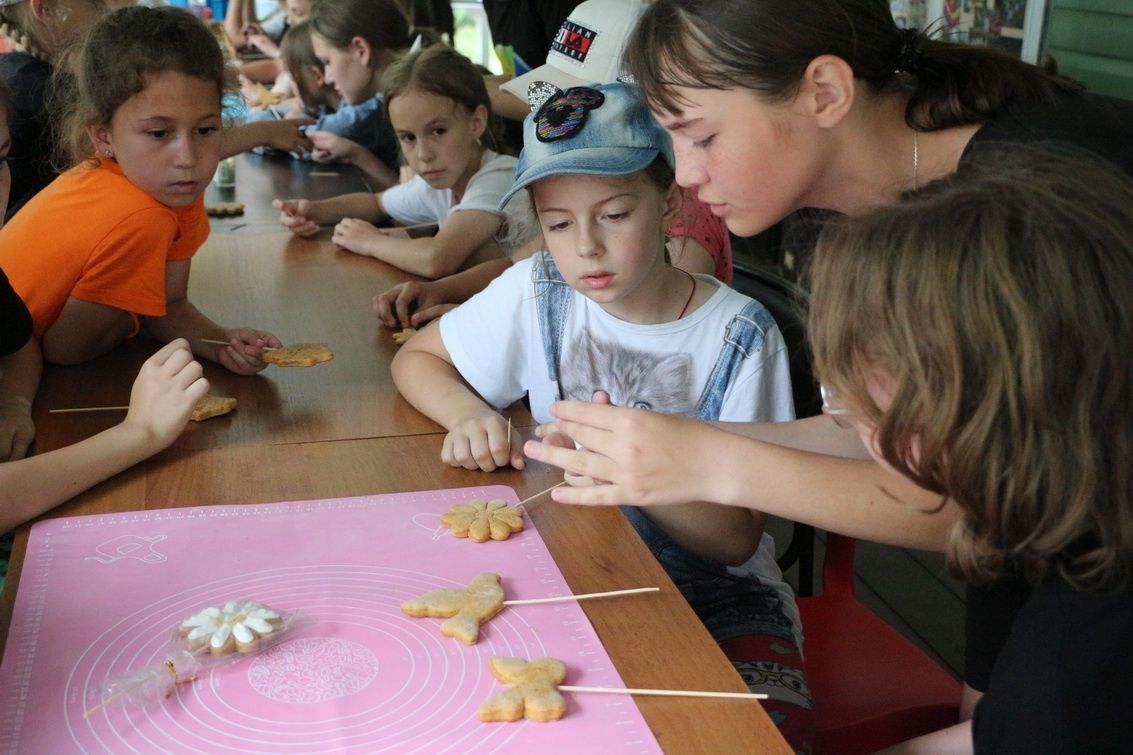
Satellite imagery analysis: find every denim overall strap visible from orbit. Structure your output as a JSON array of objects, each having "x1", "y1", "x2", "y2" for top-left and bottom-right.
[
  {"x1": 532, "y1": 251, "x2": 574, "y2": 400},
  {"x1": 694, "y1": 300, "x2": 775, "y2": 421}
]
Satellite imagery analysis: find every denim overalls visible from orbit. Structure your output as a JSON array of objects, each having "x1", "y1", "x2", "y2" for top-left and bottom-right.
[{"x1": 531, "y1": 253, "x2": 797, "y2": 643}]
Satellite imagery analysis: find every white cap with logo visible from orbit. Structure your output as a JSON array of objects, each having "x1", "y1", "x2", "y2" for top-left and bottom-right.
[{"x1": 499, "y1": 0, "x2": 649, "y2": 100}]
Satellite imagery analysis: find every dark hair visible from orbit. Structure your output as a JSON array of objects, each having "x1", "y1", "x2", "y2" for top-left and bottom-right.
[
  {"x1": 807, "y1": 143, "x2": 1133, "y2": 591},
  {"x1": 380, "y1": 44, "x2": 502, "y2": 153},
  {"x1": 626, "y1": 0, "x2": 1082, "y2": 131},
  {"x1": 56, "y1": 5, "x2": 235, "y2": 167},
  {"x1": 397, "y1": 0, "x2": 454, "y2": 40},
  {"x1": 310, "y1": 0, "x2": 441, "y2": 70},
  {"x1": 280, "y1": 19, "x2": 337, "y2": 112}
]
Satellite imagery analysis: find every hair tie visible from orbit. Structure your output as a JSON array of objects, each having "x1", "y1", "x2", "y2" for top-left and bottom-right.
[{"x1": 894, "y1": 28, "x2": 923, "y2": 74}]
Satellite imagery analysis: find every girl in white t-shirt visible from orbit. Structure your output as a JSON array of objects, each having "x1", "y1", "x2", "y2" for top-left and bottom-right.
[
  {"x1": 274, "y1": 44, "x2": 518, "y2": 279},
  {"x1": 392, "y1": 82, "x2": 813, "y2": 745}
]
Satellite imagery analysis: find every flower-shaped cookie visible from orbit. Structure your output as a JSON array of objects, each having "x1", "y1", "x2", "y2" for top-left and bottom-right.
[
  {"x1": 400, "y1": 572, "x2": 505, "y2": 644},
  {"x1": 479, "y1": 657, "x2": 568, "y2": 722},
  {"x1": 441, "y1": 499, "x2": 524, "y2": 543},
  {"x1": 180, "y1": 600, "x2": 282, "y2": 655}
]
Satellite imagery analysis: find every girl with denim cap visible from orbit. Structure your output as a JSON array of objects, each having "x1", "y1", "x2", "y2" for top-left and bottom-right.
[{"x1": 392, "y1": 82, "x2": 814, "y2": 749}]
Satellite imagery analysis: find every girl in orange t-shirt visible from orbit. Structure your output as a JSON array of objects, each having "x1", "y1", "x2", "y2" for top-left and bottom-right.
[{"x1": 0, "y1": 6, "x2": 281, "y2": 372}]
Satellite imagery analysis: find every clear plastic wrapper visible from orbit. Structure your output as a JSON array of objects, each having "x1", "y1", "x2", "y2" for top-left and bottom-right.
[{"x1": 85, "y1": 599, "x2": 304, "y2": 718}]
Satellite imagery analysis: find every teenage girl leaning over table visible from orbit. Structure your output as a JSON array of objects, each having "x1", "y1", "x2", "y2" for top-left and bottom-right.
[
  {"x1": 519, "y1": 0, "x2": 1133, "y2": 746},
  {"x1": 275, "y1": 44, "x2": 521, "y2": 280},
  {"x1": 0, "y1": 0, "x2": 312, "y2": 224},
  {"x1": 0, "y1": 8, "x2": 280, "y2": 422}
]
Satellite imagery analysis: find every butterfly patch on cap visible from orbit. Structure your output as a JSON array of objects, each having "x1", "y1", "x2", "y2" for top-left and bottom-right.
[{"x1": 534, "y1": 87, "x2": 605, "y2": 143}]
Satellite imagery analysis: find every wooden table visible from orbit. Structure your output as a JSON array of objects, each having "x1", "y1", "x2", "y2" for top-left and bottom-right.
[
  {"x1": 0, "y1": 162, "x2": 791, "y2": 753},
  {"x1": 206, "y1": 151, "x2": 371, "y2": 233}
]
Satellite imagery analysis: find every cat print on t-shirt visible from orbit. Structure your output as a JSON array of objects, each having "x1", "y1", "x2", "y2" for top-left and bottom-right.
[{"x1": 559, "y1": 330, "x2": 694, "y2": 414}]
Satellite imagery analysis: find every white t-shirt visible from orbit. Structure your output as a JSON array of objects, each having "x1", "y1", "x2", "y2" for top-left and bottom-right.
[
  {"x1": 380, "y1": 149, "x2": 518, "y2": 227},
  {"x1": 440, "y1": 256, "x2": 794, "y2": 424},
  {"x1": 440, "y1": 256, "x2": 802, "y2": 645}
]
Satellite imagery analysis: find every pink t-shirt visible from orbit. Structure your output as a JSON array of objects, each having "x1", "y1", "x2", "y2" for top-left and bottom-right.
[{"x1": 669, "y1": 188, "x2": 732, "y2": 284}]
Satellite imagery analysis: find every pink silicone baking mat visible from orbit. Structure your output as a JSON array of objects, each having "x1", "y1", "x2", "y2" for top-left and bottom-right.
[{"x1": 0, "y1": 486, "x2": 662, "y2": 754}]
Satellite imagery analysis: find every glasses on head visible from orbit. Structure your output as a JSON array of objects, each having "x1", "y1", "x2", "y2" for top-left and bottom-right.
[{"x1": 819, "y1": 383, "x2": 854, "y2": 429}]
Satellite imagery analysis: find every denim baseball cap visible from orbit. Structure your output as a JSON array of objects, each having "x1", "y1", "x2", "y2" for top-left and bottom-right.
[{"x1": 498, "y1": 81, "x2": 674, "y2": 209}]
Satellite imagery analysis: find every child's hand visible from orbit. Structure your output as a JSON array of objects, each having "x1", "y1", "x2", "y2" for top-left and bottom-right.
[
  {"x1": 273, "y1": 198, "x2": 321, "y2": 237},
  {"x1": 307, "y1": 131, "x2": 358, "y2": 164},
  {"x1": 212, "y1": 328, "x2": 283, "y2": 375},
  {"x1": 122, "y1": 339, "x2": 209, "y2": 451},
  {"x1": 373, "y1": 281, "x2": 456, "y2": 329},
  {"x1": 261, "y1": 118, "x2": 314, "y2": 154},
  {"x1": 0, "y1": 393, "x2": 34, "y2": 461},
  {"x1": 443, "y1": 409, "x2": 524, "y2": 472},
  {"x1": 331, "y1": 218, "x2": 382, "y2": 257}
]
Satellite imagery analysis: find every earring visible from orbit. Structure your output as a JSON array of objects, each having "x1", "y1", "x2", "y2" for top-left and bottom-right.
[{"x1": 104, "y1": 148, "x2": 113, "y2": 158}]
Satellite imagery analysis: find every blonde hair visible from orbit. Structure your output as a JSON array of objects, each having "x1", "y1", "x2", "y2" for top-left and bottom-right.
[{"x1": 807, "y1": 143, "x2": 1133, "y2": 591}]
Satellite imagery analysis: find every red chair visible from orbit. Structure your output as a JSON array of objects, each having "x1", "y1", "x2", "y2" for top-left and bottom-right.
[{"x1": 795, "y1": 533, "x2": 962, "y2": 754}]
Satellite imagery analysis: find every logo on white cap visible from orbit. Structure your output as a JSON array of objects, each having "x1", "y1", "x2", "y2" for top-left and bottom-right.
[{"x1": 551, "y1": 20, "x2": 597, "y2": 65}]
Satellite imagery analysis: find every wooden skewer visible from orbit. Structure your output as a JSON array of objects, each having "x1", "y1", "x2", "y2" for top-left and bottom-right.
[
  {"x1": 559, "y1": 685, "x2": 767, "y2": 701},
  {"x1": 515, "y1": 481, "x2": 566, "y2": 510},
  {"x1": 503, "y1": 587, "x2": 659, "y2": 606},
  {"x1": 506, "y1": 416, "x2": 512, "y2": 458},
  {"x1": 200, "y1": 338, "x2": 277, "y2": 351},
  {"x1": 50, "y1": 406, "x2": 129, "y2": 414}
]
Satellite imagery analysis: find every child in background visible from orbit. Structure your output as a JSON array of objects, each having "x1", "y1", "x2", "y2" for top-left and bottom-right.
[
  {"x1": 808, "y1": 145, "x2": 1133, "y2": 751},
  {"x1": 275, "y1": 45, "x2": 519, "y2": 280},
  {"x1": 292, "y1": 0, "x2": 425, "y2": 189},
  {"x1": 224, "y1": 0, "x2": 311, "y2": 85},
  {"x1": 392, "y1": 83, "x2": 812, "y2": 748},
  {"x1": 242, "y1": 20, "x2": 338, "y2": 122},
  {"x1": 238, "y1": 0, "x2": 313, "y2": 100},
  {"x1": 276, "y1": 20, "x2": 338, "y2": 118},
  {"x1": 0, "y1": 6, "x2": 281, "y2": 372}
]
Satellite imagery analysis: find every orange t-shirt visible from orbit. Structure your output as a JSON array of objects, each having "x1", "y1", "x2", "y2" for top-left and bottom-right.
[{"x1": 0, "y1": 159, "x2": 210, "y2": 337}]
